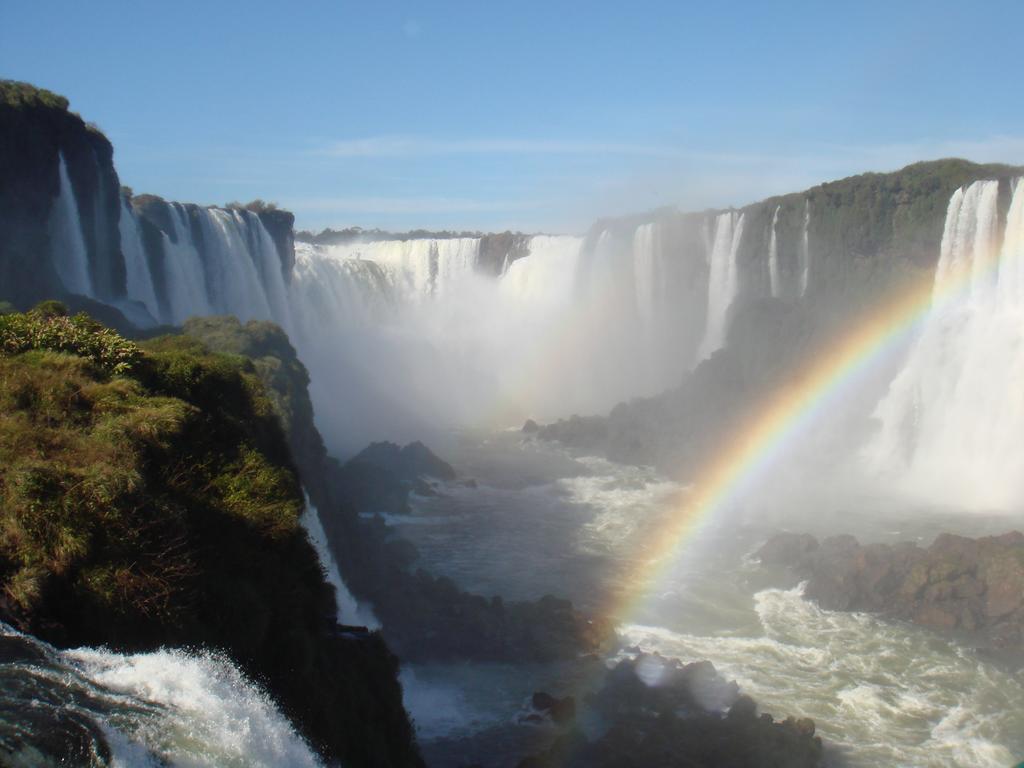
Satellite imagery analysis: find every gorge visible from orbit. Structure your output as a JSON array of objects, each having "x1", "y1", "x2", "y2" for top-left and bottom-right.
[{"x1": 3, "y1": 79, "x2": 1024, "y2": 767}]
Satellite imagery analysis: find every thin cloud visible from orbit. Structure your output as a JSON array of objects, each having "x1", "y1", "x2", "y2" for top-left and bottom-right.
[
  {"x1": 318, "y1": 136, "x2": 688, "y2": 159},
  {"x1": 286, "y1": 196, "x2": 544, "y2": 214}
]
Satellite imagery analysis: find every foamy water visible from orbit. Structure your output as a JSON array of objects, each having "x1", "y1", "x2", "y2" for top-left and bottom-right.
[
  {"x1": 0, "y1": 624, "x2": 322, "y2": 767},
  {"x1": 621, "y1": 586, "x2": 1024, "y2": 767}
]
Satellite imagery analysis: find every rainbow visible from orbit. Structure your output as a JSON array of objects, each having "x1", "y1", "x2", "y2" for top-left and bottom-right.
[{"x1": 605, "y1": 195, "x2": 1011, "y2": 625}]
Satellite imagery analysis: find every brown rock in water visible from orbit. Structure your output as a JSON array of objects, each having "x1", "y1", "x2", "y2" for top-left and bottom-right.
[{"x1": 757, "y1": 530, "x2": 1024, "y2": 652}]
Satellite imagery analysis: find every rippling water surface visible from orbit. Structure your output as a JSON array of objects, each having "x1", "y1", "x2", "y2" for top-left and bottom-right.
[{"x1": 398, "y1": 430, "x2": 1024, "y2": 768}]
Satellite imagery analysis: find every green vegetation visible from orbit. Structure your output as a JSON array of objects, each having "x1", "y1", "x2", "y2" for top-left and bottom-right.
[
  {"x1": 180, "y1": 316, "x2": 327, "y2": 491},
  {"x1": 763, "y1": 158, "x2": 1024, "y2": 267},
  {"x1": 0, "y1": 303, "x2": 142, "y2": 374},
  {"x1": 0, "y1": 304, "x2": 421, "y2": 766},
  {"x1": 0, "y1": 80, "x2": 69, "y2": 111}
]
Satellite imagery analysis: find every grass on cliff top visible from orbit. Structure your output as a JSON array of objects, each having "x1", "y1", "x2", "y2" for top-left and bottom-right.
[
  {"x1": 0, "y1": 303, "x2": 307, "y2": 632},
  {"x1": 0, "y1": 80, "x2": 69, "y2": 112}
]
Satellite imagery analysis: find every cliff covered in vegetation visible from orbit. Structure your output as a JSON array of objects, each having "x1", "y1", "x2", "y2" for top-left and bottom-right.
[{"x1": 0, "y1": 304, "x2": 421, "y2": 766}]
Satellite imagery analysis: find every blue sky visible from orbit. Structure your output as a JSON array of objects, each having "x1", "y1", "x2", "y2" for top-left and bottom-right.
[{"x1": 3, "y1": 0, "x2": 1023, "y2": 232}]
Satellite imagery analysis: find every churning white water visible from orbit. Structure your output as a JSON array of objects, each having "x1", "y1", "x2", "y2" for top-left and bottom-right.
[
  {"x1": 622, "y1": 585, "x2": 1023, "y2": 768},
  {"x1": 0, "y1": 623, "x2": 322, "y2": 767},
  {"x1": 869, "y1": 178, "x2": 1024, "y2": 509}
]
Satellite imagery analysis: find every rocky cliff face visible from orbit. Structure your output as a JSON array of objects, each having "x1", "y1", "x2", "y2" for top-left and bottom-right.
[
  {"x1": 0, "y1": 81, "x2": 125, "y2": 305},
  {"x1": 539, "y1": 160, "x2": 1024, "y2": 479}
]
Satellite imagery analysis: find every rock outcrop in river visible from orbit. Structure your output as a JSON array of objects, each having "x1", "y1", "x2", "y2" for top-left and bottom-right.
[{"x1": 758, "y1": 531, "x2": 1024, "y2": 655}]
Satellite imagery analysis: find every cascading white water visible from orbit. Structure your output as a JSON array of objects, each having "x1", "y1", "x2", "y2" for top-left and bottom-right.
[
  {"x1": 105, "y1": 194, "x2": 802, "y2": 453},
  {"x1": 161, "y1": 205, "x2": 213, "y2": 324},
  {"x1": 248, "y1": 212, "x2": 293, "y2": 327},
  {"x1": 119, "y1": 198, "x2": 160, "y2": 318},
  {"x1": 48, "y1": 153, "x2": 93, "y2": 296},
  {"x1": 768, "y1": 206, "x2": 781, "y2": 298},
  {"x1": 499, "y1": 235, "x2": 582, "y2": 308},
  {"x1": 299, "y1": 493, "x2": 380, "y2": 629},
  {"x1": 198, "y1": 208, "x2": 274, "y2": 323},
  {"x1": 799, "y1": 200, "x2": 811, "y2": 296},
  {"x1": 698, "y1": 211, "x2": 745, "y2": 359},
  {"x1": 632, "y1": 223, "x2": 657, "y2": 331},
  {"x1": 868, "y1": 178, "x2": 1024, "y2": 509},
  {"x1": 317, "y1": 238, "x2": 481, "y2": 301}
]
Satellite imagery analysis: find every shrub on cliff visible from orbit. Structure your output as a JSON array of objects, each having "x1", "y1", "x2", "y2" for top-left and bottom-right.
[{"x1": 0, "y1": 302, "x2": 141, "y2": 374}]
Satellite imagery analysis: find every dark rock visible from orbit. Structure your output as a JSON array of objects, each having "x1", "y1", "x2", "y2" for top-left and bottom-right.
[
  {"x1": 531, "y1": 692, "x2": 576, "y2": 724},
  {"x1": 518, "y1": 655, "x2": 823, "y2": 768},
  {"x1": 477, "y1": 231, "x2": 532, "y2": 276},
  {"x1": 537, "y1": 414, "x2": 608, "y2": 452}
]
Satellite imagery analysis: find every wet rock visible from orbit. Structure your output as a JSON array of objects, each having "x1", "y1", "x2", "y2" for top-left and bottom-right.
[
  {"x1": 536, "y1": 415, "x2": 608, "y2": 452},
  {"x1": 517, "y1": 655, "x2": 823, "y2": 767},
  {"x1": 758, "y1": 530, "x2": 1024, "y2": 652},
  {"x1": 531, "y1": 692, "x2": 576, "y2": 724}
]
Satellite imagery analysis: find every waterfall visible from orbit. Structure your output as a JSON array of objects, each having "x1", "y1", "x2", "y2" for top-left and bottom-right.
[
  {"x1": 499, "y1": 235, "x2": 582, "y2": 308},
  {"x1": 799, "y1": 200, "x2": 811, "y2": 296},
  {"x1": 248, "y1": 212, "x2": 293, "y2": 327},
  {"x1": 299, "y1": 493, "x2": 380, "y2": 629},
  {"x1": 48, "y1": 153, "x2": 92, "y2": 296},
  {"x1": 698, "y1": 211, "x2": 745, "y2": 359},
  {"x1": 161, "y1": 204, "x2": 213, "y2": 324},
  {"x1": 867, "y1": 178, "x2": 1024, "y2": 509},
  {"x1": 633, "y1": 223, "x2": 657, "y2": 331},
  {"x1": 197, "y1": 208, "x2": 274, "y2": 322},
  {"x1": 119, "y1": 198, "x2": 159, "y2": 318},
  {"x1": 317, "y1": 238, "x2": 481, "y2": 301},
  {"x1": 768, "y1": 206, "x2": 781, "y2": 298}
]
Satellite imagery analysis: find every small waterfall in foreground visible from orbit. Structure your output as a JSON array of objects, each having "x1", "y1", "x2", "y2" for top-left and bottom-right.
[
  {"x1": 299, "y1": 493, "x2": 380, "y2": 629},
  {"x1": 868, "y1": 178, "x2": 1024, "y2": 509},
  {"x1": 0, "y1": 623, "x2": 322, "y2": 767},
  {"x1": 698, "y1": 211, "x2": 745, "y2": 360},
  {"x1": 48, "y1": 153, "x2": 93, "y2": 296}
]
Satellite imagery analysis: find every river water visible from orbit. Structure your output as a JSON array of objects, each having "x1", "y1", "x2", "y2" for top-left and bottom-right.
[{"x1": 395, "y1": 430, "x2": 1024, "y2": 768}]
